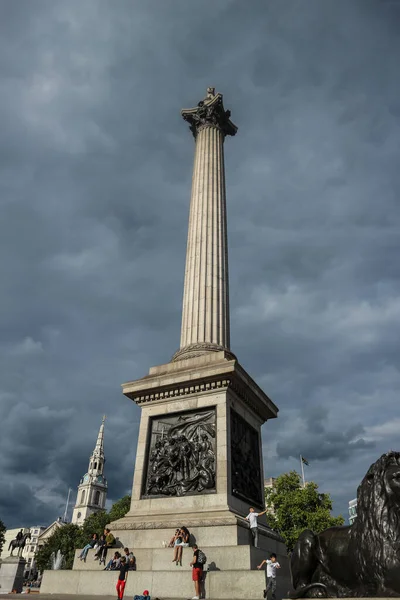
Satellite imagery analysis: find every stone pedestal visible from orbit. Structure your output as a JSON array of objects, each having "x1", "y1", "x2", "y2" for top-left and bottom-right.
[
  {"x1": 0, "y1": 556, "x2": 26, "y2": 594},
  {"x1": 115, "y1": 351, "x2": 278, "y2": 529},
  {"x1": 93, "y1": 351, "x2": 288, "y2": 599}
]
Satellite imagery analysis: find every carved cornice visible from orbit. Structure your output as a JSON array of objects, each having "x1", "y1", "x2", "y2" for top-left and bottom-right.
[
  {"x1": 181, "y1": 88, "x2": 238, "y2": 138},
  {"x1": 110, "y1": 517, "x2": 237, "y2": 530},
  {"x1": 128, "y1": 372, "x2": 268, "y2": 421},
  {"x1": 172, "y1": 343, "x2": 236, "y2": 362},
  {"x1": 132, "y1": 376, "x2": 229, "y2": 405}
]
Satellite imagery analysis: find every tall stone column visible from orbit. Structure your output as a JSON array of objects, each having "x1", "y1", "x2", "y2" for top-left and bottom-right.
[
  {"x1": 40, "y1": 89, "x2": 288, "y2": 600},
  {"x1": 173, "y1": 88, "x2": 237, "y2": 361}
]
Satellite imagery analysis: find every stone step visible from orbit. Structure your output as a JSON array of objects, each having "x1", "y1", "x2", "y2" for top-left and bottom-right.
[
  {"x1": 80, "y1": 522, "x2": 282, "y2": 551},
  {"x1": 73, "y1": 545, "x2": 274, "y2": 572},
  {"x1": 41, "y1": 568, "x2": 292, "y2": 599}
]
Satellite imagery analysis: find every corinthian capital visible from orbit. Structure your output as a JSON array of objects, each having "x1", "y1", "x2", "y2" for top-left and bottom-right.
[{"x1": 181, "y1": 89, "x2": 238, "y2": 138}]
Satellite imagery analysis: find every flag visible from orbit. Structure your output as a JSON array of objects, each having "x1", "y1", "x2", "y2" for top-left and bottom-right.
[{"x1": 301, "y1": 456, "x2": 309, "y2": 466}]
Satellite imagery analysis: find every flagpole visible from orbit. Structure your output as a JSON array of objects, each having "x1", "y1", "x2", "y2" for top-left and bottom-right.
[
  {"x1": 300, "y1": 455, "x2": 306, "y2": 488},
  {"x1": 63, "y1": 487, "x2": 72, "y2": 523}
]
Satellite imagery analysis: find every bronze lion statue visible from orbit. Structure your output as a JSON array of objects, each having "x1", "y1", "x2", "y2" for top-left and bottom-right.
[{"x1": 290, "y1": 451, "x2": 400, "y2": 597}]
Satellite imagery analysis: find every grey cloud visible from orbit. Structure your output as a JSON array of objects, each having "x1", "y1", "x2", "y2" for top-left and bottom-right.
[{"x1": 276, "y1": 414, "x2": 375, "y2": 463}]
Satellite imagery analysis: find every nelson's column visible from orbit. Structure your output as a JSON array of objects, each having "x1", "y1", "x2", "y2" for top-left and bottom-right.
[
  {"x1": 41, "y1": 89, "x2": 289, "y2": 599},
  {"x1": 112, "y1": 89, "x2": 289, "y2": 597}
]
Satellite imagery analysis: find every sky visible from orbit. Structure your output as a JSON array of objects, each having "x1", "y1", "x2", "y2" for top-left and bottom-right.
[{"x1": 1, "y1": 0, "x2": 399, "y2": 529}]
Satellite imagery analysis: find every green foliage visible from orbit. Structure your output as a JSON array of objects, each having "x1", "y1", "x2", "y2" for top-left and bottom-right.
[
  {"x1": 77, "y1": 510, "x2": 109, "y2": 546},
  {"x1": 108, "y1": 495, "x2": 131, "y2": 522},
  {"x1": 0, "y1": 519, "x2": 6, "y2": 556},
  {"x1": 35, "y1": 496, "x2": 131, "y2": 572},
  {"x1": 265, "y1": 471, "x2": 345, "y2": 552},
  {"x1": 35, "y1": 523, "x2": 81, "y2": 572}
]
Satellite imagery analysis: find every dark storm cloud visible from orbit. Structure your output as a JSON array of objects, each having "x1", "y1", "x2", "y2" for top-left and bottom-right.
[
  {"x1": 276, "y1": 405, "x2": 375, "y2": 463},
  {"x1": 0, "y1": 0, "x2": 399, "y2": 528}
]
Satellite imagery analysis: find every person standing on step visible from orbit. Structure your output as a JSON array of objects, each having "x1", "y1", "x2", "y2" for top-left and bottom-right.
[
  {"x1": 116, "y1": 556, "x2": 129, "y2": 600},
  {"x1": 246, "y1": 506, "x2": 267, "y2": 548},
  {"x1": 190, "y1": 544, "x2": 205, "y2": 600},
  {"x1": 257, "y1": 552, "x2": 281, "y2": 600}
]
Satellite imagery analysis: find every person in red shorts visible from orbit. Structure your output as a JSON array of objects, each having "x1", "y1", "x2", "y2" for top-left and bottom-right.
[
  {"x1": 116, "y1": 556, "x2": 129, "y2": 600},
  {"x1": 189, "y1": 544, "x2": 204, "y2": 600}
]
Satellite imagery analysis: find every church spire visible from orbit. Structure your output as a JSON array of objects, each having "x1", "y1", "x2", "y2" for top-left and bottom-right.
[
  {"x1": 71, "y1": 416, "x2": 108, "y2": 526},
  {"x1": 93, "y1": 415, "x2": 106, "y2": 458},
  {"x1": 88, "y1": 415, "x2": 105, "y2": 476}
]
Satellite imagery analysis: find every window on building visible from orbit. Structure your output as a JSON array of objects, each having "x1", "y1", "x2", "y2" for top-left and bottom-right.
[
  {"x1": 81, "y1": 490, "x2": 85, "y2": 504},
  {"x1": 31, "y1": 546, "x2": 35, "y2": 552},
  {"x1": 94, "y1": 462, "x2": 97, "y2": 470},
  {"x1": 34, "y1": 529, "x2": 39, "y2": 534},
  {"x1": 27, "y1": 558, "x2": 32, "y2": 565},
  {"x1": 32, "y1": 538, "x2": 37, "y2": 543},
  {"x1": 94, "y1": 490, "x2": 100, "y2": 505}
]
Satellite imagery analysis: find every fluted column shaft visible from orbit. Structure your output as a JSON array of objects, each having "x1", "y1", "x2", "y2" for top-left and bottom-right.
[
  {"x1": 179, "y1": 124, "x2": 230, "y2": 353},
  {"x1": 173, "y1": 89, "x2": 237, "y2": 361}
]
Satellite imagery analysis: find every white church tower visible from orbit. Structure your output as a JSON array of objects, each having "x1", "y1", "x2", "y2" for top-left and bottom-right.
[{"x1": 71, "y1": 416, "x2": 108, "y2": 526}]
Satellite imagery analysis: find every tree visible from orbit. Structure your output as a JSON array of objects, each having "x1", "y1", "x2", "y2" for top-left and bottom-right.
[
  {"x1": 35, "y1": 523, "x2": 81, "y2": 572},
  {"x1": 108, "y1": 495, "x2": 131, "y2": 522},
  {"x1": 77, "y1": 510, "x2": 109, "y2": 547},
  {"x1": 0, "y1": 519, "x2": 6, "y2": 556},
  {"x1": 35, "y1": 495, "x2": 132, "y2": 572},
  {"x1": 265, "y1": 471, "x2": 344, "y2": 552}
]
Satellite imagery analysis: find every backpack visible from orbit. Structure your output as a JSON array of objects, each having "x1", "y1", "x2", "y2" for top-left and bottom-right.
[{"x1": 197, "y1": 549, "x2": 207, "y2": 565}]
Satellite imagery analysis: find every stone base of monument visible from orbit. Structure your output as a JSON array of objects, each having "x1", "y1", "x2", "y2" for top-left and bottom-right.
[
  {"x1": 41, "y1": 348, "x2": 292, "y2": 598},
  {"x1": 110, "y1": 515, "x2": 283, "y2": 550},
  {"x1": 0, "y1": 556, "x2": 26, "y2": 594},
  {"x1": 42, "y1": 563, "x2": 290, "y2": 599},
  {"x1": 41, "y1": 529, "x2": 291, "y2": 598}
]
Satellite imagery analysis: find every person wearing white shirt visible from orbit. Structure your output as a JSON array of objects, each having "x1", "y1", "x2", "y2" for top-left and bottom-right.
[
  {"x1": 245, "y1": 506, "x2": 267, "y2": 548},
  {"x1": 257, "y1": 553, "x2": 281, "y2": 600}
]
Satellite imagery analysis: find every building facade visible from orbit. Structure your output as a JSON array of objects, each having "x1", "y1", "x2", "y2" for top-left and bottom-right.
[
  {"x1": 22, "y1": 525, "x2": 46, "y2": 579},
  {"x1": 71, "y1": 417, "x2": 108, "y2": 526},
  {"x1": 264, "y1": 477, "x2": 277, "y2": 517},
  {"x1": 348, "y1": 498, "x2": 357, "y2": 525},
  {"x1": 264, "y1": 477, "x2": 276, "y2": 489},
  {"x1": 0, "y1": 523, "x2": 66, "y2": 579}
]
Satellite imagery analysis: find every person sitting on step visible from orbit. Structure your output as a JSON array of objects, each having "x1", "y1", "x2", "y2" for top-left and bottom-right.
[
  {"x1": 79, "y1": 533, "x2": 98, "y2": 561},
  {"x1": 95, "y1": 527, "x2": 115, "y2": 565},
  {"x1": 94, "y1": 534, "x2": 106, "y2": 561},
  {"x1": 168, "y1": 528, "x2": 181, "y2": 548},
  {"x1": 104, "y1": 551, "x2": 121, "y2": 571},
  {"x1": 172, "y1": 526, "x2": 190, "y2": 565}
]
